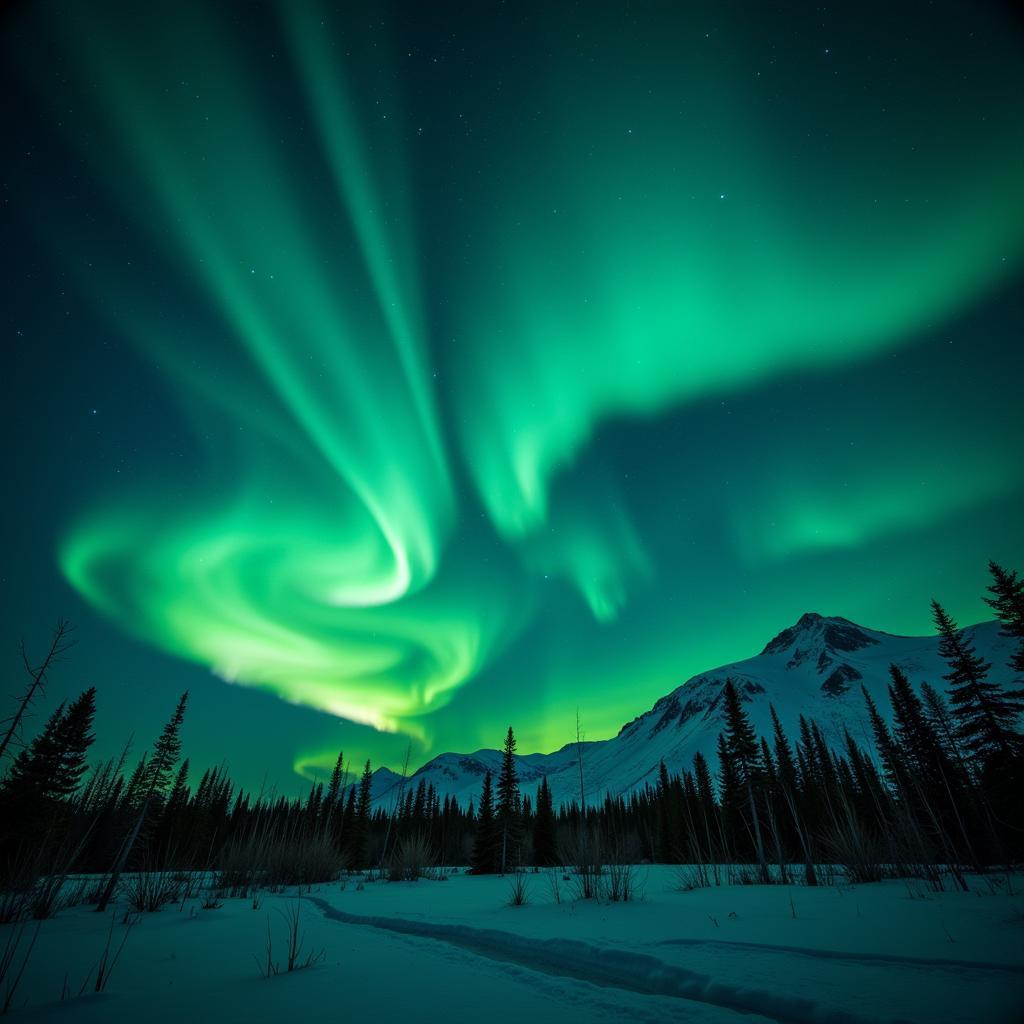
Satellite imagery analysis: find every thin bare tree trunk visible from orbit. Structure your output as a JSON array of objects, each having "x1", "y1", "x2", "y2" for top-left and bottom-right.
[{"x1": 0, "y1": 619, "x2": 73, "y2": 764}]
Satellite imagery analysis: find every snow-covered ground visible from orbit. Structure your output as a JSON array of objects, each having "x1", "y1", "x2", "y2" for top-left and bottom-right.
[{"x1": 6, "y1": 868, "x2": 1023, "y2": 1023}]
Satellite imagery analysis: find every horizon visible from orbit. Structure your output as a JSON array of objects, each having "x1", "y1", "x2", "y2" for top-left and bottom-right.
[{"x1": 3, "y1": 0, "x2": 1023, "y2": 798}]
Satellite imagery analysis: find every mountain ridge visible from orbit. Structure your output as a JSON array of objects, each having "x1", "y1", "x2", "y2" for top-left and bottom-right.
[{"x1": 362, "y1": 614, "x2": 1017, "y2": 810}]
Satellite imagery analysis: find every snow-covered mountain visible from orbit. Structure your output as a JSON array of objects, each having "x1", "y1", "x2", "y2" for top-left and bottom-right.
[{"x1": 368, "y1": 614, "x2": 1017, "y2": 810}]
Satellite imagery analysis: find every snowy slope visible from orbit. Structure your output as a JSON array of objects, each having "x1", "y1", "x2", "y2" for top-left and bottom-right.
[{"x1": 371, "y1": 615, "x2": 1018, "y2": 810}]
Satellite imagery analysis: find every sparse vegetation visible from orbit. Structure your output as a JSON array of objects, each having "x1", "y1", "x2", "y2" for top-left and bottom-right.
[
  {"x1": 507, "y1": 867, "x2": 530, "y2": 905},
  {"x1": 256, "y1": 902, "x2": 325, "y2": 977}
]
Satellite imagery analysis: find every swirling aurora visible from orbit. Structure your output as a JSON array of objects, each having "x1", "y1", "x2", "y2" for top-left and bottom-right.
[{"x1": 3, "y1": 0, "x2": 1023, "y2": 788}]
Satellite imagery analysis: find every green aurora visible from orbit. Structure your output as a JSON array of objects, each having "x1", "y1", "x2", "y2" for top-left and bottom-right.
[{"x1": 3, "y1": 1, "x2": 1023, "y2": 789}]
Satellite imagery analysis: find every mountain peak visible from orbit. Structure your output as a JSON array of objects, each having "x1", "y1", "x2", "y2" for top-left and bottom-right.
[
  {"x1": 760, "y1": 612, "x2": 877, "y2": 659},
  {"x1": 795, "y1": 611, "x2": 825, "y2": 628}
]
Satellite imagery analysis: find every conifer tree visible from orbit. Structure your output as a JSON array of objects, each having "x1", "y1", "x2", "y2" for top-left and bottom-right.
[
  {"x1": 496, "y1": 727, "x2": 522, "y2": 871},
  {"x1": 97, "y1": 692, "x2": 188, "y2": 911},
  {"x1": 165, "y1": 759, "x2": 190, "y2": 815},
  {"x1": 326, "y1": 751, "x2": 345, "y2": 810},
  {"x1": 655, "y1": 761, "x2": 677, "y2": 863},
  {"x1": 122, "y1": 754, "x2": 149, "y2": 810},
  {"x1": 145, "y1": 692, "x2": 189, "y2": 797},
  {"x1": 920, "y1": 681, "x2": 969, "y2": 773},
  {"x1": 532, "y1": 777, "x2": 557, "y2": 866},
  {"x1": 156, "y1": 758, "x2": 190, "y2": 858},
  {"x1": 53, "y1": 687, "x2": 96, "y2": 798},
  {"x1": 770, "y1": 706, "x2": 815, "y2": 884},
  {"x1": 769, "y1": 705, "x2": 798, "y2": 796},
  {"x1": 350, "y1": 759, "x2": 374, "y2": 868},
  {"x1": 0, "y1": 700, "x2": 67, "y2": 805},
  {"x1": 340, "y1": 785, "x2": 357, "y2": 845},
  {"x1": 0, "y1": 687, "x2": 97, "y2": 862},
  {"x1": 692, "y1": 750, "x2": 719, "y2": 863},
  {"x1": 715, "y1": 732, "x2": 741, "y2": 860},
  {"x1": 888, "y1": 665, "x2": 960, "y2": 813},
  {"x1": 0, "y1": 703, "x2": 67, "y2": 852},
  {"x1": 862, "y1": 686, "x2": 901, "y2": 792},
  {"x1": 721, "y1": 679, "x2": 770, "y2": 880},
  {"x1": 984, "y1": 561, "x2": 1024, "y2": 675},
  {"x1": 932, "y1": 601, "x2": 1022, "y2": 767},
  {"x1": 471, "y1": 771, "x2": 499, "y2": 873}
]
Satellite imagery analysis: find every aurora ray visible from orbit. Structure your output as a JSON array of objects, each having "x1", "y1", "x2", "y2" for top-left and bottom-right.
[{"x1": 2, "y1": 0, "x2": 1022, "y2": 788}]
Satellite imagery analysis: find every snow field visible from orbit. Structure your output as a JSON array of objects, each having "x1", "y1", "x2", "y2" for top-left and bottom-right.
[{"x1": 5, "y1": 867, "x2": 1023, "y2": 1024}]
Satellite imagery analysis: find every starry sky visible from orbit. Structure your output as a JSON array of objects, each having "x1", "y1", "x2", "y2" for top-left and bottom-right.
[{"x1": 2, "y1": 0, "x2": 1023, "y2": 794}]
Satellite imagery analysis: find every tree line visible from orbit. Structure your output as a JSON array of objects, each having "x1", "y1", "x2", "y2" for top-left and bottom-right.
[{"x1": 1, "y1": 561, "x2": 1021, "y2": 910}]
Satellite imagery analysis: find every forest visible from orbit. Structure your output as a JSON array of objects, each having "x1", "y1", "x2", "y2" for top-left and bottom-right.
[{"x1": 1, "y1": 560, "x2": 1022, "y2": 923}]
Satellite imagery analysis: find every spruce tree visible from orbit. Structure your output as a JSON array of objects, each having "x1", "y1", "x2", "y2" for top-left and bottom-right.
[
  {"x1": 166, "y1": 758, "x2": 190, "y2": 812},
  {"x1": 496, "y1": 727, "x2": 522, "y2": 871},
  {"x1": 862, "y1": 686, "x2": 901, "y2": 794},
  {"x1": 715, "y1": 732, "x2": 741, "y2": 860},
  {"x1": 769, "y1": 705, "x2": 798, "y2": 796},
  {"x1": 471, "y1": 771, "x2": 499, "y2": 873},
  {"x1": 340, "y1": 785, "x2": 357, "y2": 845},
  {"x1": 351, "y1": 759, "x2": 374, "y2": 868},
  {"x1": 97, "y1": 691, "x2": 189, "y2": 911},
  {"x1": 145, "y1": 691, "x2": 189, "y2": 796},
  {"x1": 888, "y1": 665, "x2": 959, "y2": 809},
  {"x1": 770, "y1": 706, "x2": 815, "y2": 884},
  {"x1": 984, "y1": 561, "x2": 1024, "y2": 676},
  {"x1": 156, "y1": 757, "x2": 191, "y2": 858},
  {"x1": 932, "y1": 601, "x2": 1022, "y2": 767},
  {"x1": 721, "y1": 679, "x2": 770, "y2": 880},
  {"x1": 533, "y1": 777, "x2": 557, "y2": 866},
  {"x1": 53, "y1": 687, "x2": 96, "y2": 798},
  {"x1": 655, "y1": 761, "x2": 677, "y2": 863},
  {"x1": 692, "y1": 750, "x2": 719, "y2": 863},
  {"x1": 920, "y1": 681, "x2": 969, "y2": 773},
  {"x1": 0, "y1": 701, "x2": 67, "y2": 806},
  {"x1": 326, "y1": 750, "x2": 345, "y2": 810}
]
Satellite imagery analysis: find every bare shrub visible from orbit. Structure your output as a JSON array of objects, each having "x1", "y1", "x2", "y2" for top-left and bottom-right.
[
  {"x1": 2, "y1": 827, "x2": 94, "y2": 922},
  {"x1": 125, "y1": 870, "x2": 183, "y2": 913},
  {"x1": 256, "y1": 902, "x2": 325, "y2": 977},
  {"x1": 0, "y1": 889, "x2": 27, "y2": 927},
  {"x1": 547, "y1": 870, "x2": 562, "y2": 904},
  {"x1": 60, "y1": 876, "x2": 101, "y2": 910},
  {"x1": 217, "y1": 832, "x2": 270, "y2": 897},
  {"x1": 387, "y1": 832, "x2": 434, "y2": 882},
  {"x1": 219, "y1": 827, "x2": 343, "y2": 895},
  {"x1": 559, "y1": 828, "x2": 604, "y2": 900},
  {"x1": 729, "y1": 864, "x2": 765, "y2": 886},
  {"x1": 605, "y1": 834, "x2": 643, "y2": 903},
  {"x1": 81, "y1": 911, "x2": 136, "y2": 994},
  {"x1": 1, "y1": 919, "x2": 42, "y2": 1013},
  {"x1": 201, "y1": 889, "x2": 225, "y2": 910},
  {"x1": 272, "y1": 832, "x2": 343, "y2": 891},
  {"x1": 823, "y1": 806, "x2": 886, "y2": 884},
  {"x1": 508, "y1": 868, "x2": 530, "y2": 906},
  {"x1": 606, "y1": 861, "x2": 641, "y2": 902},
  {"x1": 676, "y1": 864, "x2": 712, "y2": 892},
  {"x1": 29, "y1": 873, "x2": 71, "y2": 920}
]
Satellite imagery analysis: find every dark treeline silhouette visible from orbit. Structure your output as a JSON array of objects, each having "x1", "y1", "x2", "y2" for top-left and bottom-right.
[{"x1": 2, "y1": 561, "x2": 1022, "y2": 916}]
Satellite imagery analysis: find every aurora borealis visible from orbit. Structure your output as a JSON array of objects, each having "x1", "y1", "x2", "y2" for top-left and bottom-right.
[{"x1": 2, "y1": 1, "x2": 1023, "y2": 792}]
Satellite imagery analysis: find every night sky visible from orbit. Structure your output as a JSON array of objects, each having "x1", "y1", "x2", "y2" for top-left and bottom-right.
[{"x1": 3, "y1": 1, "x2": 1022, "y2": 794}]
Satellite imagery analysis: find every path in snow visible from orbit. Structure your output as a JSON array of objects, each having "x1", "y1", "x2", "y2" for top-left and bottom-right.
[
  {"x1": 308, "y1": 896, "x2": 922, "y2": 1024},
  {"x1": 655, "y1": 936, "x2": 1024, "y2": 975}
]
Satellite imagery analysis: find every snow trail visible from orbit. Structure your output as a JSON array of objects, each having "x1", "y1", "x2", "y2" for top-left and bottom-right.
[
  {"x1": 307, "y1": 897, "x2": 917, "y2": 1024},
  {"x1": 654, "y1": 937, "x2": 1024, "y2": 975}
]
